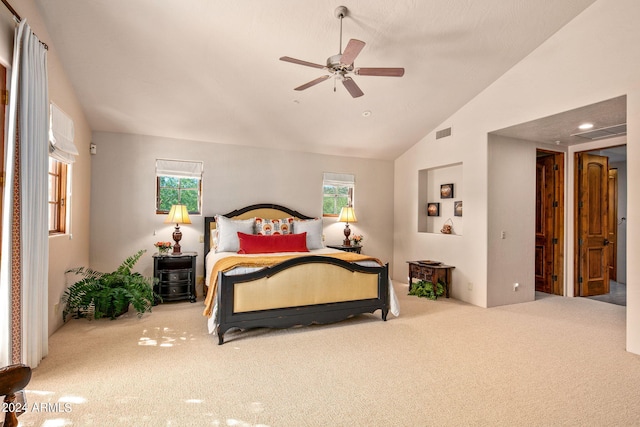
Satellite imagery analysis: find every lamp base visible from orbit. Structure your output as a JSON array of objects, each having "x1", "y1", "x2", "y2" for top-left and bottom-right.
[
  {"x1": 343, "y1": 224, "x2": 351, "y2": 246},
  {"x1": 172, "y1": 225, "x2": 183, "y2": 254}
]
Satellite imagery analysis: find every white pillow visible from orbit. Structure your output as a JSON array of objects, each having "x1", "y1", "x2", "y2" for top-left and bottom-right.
[
  {"x1": 293, "y1": 219, "x2": 324, "y2": 250},
  {"x1": 215, "y1": 216, "x2": 255, "y2": 252}
]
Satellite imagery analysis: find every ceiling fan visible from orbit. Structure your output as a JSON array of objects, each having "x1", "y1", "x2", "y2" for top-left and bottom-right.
[{"x1": 279, "y1": 6, "x2": 405, "y2": 98}]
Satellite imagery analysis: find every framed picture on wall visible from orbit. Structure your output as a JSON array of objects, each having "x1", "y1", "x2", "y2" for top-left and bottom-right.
[
  {"x1": 427, "y1": 202, "x2": 440, "y2": 216},
  {"x1": 454, "y1": 200, "x2": 463, "y2": 217},
  {"x1": 440, "y1": 183, "x2": 454, "y2": 199}
]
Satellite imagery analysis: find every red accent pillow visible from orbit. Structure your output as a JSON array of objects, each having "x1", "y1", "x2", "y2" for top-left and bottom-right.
[{"x1": 237, "y1": 232, "x2": 309, "y2": 254}]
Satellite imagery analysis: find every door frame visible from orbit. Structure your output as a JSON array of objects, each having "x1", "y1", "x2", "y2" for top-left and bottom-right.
[
  {"x1": 0, "y1": 64, "x2": 6, "y2": 258},
  {"x1": 608, "y1": 168, "x2": 618, "y2": 282}
]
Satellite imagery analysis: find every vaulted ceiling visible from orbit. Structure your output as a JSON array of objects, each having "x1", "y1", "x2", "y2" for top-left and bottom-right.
[{"x1": 35, "y1": 0, "x2": 597, "y2": 160}]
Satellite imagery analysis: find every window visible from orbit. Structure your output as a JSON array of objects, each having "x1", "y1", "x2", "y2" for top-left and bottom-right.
[
  {"x1": 155, "y1": 159, "x2": 203, "y2": 215},
  {"x1": 48, "y1": 157, "x2": 67, "y2": 234},
  {"x1": 48, "y1": 103, "x2": 77, "y2": 235},
  {"x1": 322, "y1": 172, "x2": 355, "y2": 217}
]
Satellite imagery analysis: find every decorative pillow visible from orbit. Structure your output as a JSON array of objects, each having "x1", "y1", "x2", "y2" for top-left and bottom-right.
[
  {"x1": 215, "y1": 216, "x2": 255, "y2": 252},
  {"x1": 293, "y1": 218, "x2": 324, "y2": 250},
  {"x1": 255, "y1": 217, "x2": 294, "y2": 235},
  {"x1": 237, "y1": 232, "x2": 309, "y2": 254}
]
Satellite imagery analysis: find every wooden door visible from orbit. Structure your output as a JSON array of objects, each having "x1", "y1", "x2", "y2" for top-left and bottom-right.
[
  {"x1": 608, "y1": 169, "x2": 618, "y2": 281},
  {"x1": 576, "y1": 153, "x2": 609, "y2": 296},
  {"x1": 535, "y1": 155, "x2": 554, "y2": 293},
  {"x1": 535, "y1": 152, "x2": 564, "y2": 295}
]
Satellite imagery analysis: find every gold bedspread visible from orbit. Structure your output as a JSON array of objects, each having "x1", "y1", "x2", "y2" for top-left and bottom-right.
[{"x1": 203, "y1": 252, "x2": 382, "y2": 317}]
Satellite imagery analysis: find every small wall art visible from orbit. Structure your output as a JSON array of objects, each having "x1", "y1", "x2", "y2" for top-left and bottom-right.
[
  {"x1": 440, "y1": 183, "x2": 454, "y2": 198},
  {"x1": 454, "y1": 200, "x2": 463, "y2": 217},
  {"x1": 427, "y1": 202, "x2": 440, "y2": 217}
]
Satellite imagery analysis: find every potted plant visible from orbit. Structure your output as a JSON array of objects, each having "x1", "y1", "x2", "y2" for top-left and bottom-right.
[
  {"x1": 62, "y1": 249, "x2": 160, "y2": 321},
  {"x1": 408, "y1": 280, "x2": 445, "y2": 300}
]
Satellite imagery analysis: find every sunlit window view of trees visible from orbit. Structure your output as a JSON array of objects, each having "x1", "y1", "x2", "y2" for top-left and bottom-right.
[
  {"x1": 323, "y1": 184, "x2": 352, "y2": 216},
  {"x1": 157, "y1": 176, "x2": 201, "y2": 214}
]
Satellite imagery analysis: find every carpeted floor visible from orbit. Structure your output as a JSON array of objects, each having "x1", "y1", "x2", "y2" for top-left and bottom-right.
[{"x1": 16, "y1": 282, "x2": 640, "y2": 426}]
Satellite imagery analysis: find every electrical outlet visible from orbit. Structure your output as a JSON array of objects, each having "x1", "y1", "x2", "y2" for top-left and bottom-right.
[
  {"x1": 54, "y1": 303, "x2": 59, "y2": 314},
  {"x1": 467, "y1": 282, "x2": 473, "y2": 291},
  {"x1": 199, "y1": 235, "x2": 204, "y2": 243},
  {"x1": 501, "y1": 231, "x2": 506, "y2": 239}
]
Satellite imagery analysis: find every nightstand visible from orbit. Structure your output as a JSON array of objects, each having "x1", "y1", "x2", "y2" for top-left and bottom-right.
[
  {"x1": 327, "y1": 244, "x2": 362, "y2": 254},
  {"x1": 153, "y1": 252, "x2": 197, "y2": 303}
]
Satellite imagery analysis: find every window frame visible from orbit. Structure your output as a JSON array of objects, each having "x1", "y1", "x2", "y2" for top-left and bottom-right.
[{"x1": 48, "y1": 157, "x2": 68, "y2": 235}]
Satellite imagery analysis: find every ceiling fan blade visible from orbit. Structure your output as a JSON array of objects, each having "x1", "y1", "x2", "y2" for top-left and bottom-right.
[
  {"x1": 340, "y1": 39, "x2": 365, "y2": 66},
  {"x1": 294, "y1": 75, "x2": 331, "y2": 91},
  {"x1": 355, "y1": 67, "x2": 405, "y2": 77},
  {"x1": 280, "y1": 56, "x2": 325, "y2": 69},
  {"x1": 342, "y1": 77, "x2": 364, "y2": 98}
]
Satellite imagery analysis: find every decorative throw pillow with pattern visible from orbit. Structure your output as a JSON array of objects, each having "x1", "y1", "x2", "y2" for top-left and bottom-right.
[{"x1": 255, "y1": 217, "x2": 294, "y2": 235}]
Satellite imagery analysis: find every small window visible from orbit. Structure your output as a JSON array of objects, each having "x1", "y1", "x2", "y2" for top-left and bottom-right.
[
  {"x1": 48, "y1": 103, "x2": 76, "y2": 235},
  {"x1": 155, "y1": 159, "x2": 203, "y2": 215},
  {"x1": 322, "y1": 172, "x2": 355, "y2": 217},
  {"x1": 48, "y1": 157, "x2": 67, "y2": 234}
]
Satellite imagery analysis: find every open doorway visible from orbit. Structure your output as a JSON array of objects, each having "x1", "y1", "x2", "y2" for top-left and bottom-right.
[{"x1": 491, "y1": 96, "x2": 627, "y2": 305}]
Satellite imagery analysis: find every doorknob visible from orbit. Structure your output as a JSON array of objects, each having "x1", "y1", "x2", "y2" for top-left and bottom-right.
[{"x1": 603, "y1": 239, "x2": 610, "y2": 246}]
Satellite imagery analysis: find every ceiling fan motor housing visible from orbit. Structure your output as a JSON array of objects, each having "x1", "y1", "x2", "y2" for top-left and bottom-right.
[{"x1": 327, "y1": 54, "x2": 354, "y2": 74}]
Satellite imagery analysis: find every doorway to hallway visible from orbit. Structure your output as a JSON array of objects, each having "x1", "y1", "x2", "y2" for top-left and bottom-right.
[{"x1": 576, "y1": 145, "x2": 627, "y2": 304}]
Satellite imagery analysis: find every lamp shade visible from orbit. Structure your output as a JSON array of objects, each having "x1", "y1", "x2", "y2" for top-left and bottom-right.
[
  {"x1": 164, "y1": 204, "x2": 192, "y2": 225},
  {"x1": 337, "y1": 206, "x2": 357, "y2": 223}
]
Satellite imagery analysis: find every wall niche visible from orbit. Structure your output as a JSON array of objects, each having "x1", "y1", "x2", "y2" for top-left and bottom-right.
[{"x1": 418, "y1": 162, "x2": 463, "y2": 235}]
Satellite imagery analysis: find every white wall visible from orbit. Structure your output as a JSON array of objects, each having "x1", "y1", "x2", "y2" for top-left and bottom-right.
[
  {"x1": 89, "y1": 132, "x2": 394, "y2": 292},
  {"x1": 394, "y1": 0, "x2": 640, "y2": 354},
  {"x1": 1, "y1": 0, "x2": 92, "y2": 336},
  {"x1": 487, "y1": 135, "x2": 536, "y2": 306}
]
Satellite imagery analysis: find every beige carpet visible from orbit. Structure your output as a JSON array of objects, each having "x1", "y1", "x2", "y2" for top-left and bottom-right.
[{"x1": 16, "y1": 283, "x2": 640, "y2": 427}]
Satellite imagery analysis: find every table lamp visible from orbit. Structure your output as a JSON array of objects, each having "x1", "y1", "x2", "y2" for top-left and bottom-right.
[
  {"x1": 165, "y1": 204, "x2": 191, "y2": 254},
  {"x1": 337, "y1": 206, "x2": 357, "y2": 246}
]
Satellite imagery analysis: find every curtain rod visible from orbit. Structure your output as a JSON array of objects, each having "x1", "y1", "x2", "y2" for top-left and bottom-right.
[{"x1": 1, "y1": 0, "x2": 49, "y2": 50}]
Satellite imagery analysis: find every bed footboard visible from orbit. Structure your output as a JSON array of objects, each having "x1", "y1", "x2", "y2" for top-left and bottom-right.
[{"x1": 216, "y1": 256, "x2": 389, "y2": 344}]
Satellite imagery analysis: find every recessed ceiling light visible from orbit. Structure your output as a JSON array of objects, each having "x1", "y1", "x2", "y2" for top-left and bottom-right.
[
  {"x1": 579, "y1": 123, "x2": 594, "y2": 130},
  {"x1": 362, "y1": 111, "x2": 371, "y2": 117}
]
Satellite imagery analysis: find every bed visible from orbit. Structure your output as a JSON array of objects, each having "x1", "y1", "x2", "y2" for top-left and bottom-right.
[{"x1": 203, "y1": 203, "x2": 399, "y2": 344}]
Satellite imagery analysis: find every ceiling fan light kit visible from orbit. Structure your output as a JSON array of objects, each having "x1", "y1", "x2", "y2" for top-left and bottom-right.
[{"x1": 279, "y1": 6, "x2": 404, "y2": 98}]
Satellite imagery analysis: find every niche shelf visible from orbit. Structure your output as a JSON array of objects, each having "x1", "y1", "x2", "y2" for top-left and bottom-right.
[{"x1": 418, "y1": 162, "x2": 463, "y2": 235}]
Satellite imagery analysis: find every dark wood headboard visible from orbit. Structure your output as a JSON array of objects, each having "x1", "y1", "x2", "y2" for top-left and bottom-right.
[{"x1": 204, "y1": 203, "x2": 315, "y2": 269}]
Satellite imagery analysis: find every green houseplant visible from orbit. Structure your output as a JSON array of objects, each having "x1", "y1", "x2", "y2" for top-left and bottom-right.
[
  {"x1": 62, "y1": 249, "x2": 159, "y2": 321},
  {"x1": 409, "y1": 280, "x2": 445, "y2": 300}
]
